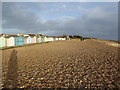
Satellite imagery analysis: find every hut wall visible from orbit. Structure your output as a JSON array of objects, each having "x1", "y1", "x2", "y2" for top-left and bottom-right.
[
  {"x1": 53, "y1": 38, "x2": 56, "y2": 41},
  {"x1": 55, "y1": 38, "x2": 59, "y2": 41},
  {"x1": 15, "y1": 36, "x2": 24, "y2": 46},
  {"x1": 28, "y1": 37, "x2": 32, "y2": 44},
  {"x1": 44, "y1": 37, "x2": 54, "y2": 42},
  {"x1": 41, "y1": 37, "x2": 45, "y2": 42},
  {"x1": 37, "y1": 36, "x2": 42, "y2": 43},
  {"x1": 44, "y1": 37, "x2": 48, "y2": 42},
  {"x1": 34, "y1": 36, "x2": 37, "y2": 43},
  {"x1": 61, "y1": 38, "x2": 66, "y2": 40},
  {"x1": 31, "y1": 37, "x2": 34, "y2": 43},
  {"x1": 58, "y1": 38, "x2": 62, "y2": 40},
  {"x1": 0, "y1": 37, "x2": 6, "y2": 47},
  {"x1": 50, "y1": 37, "x2": 54, "y2": 41},
  {"x1": 6, "y1": 37, "x2": 15, "y2": 47},
  {"x1": 24, "y1": 38, "x2": 28, "y2": 44}
]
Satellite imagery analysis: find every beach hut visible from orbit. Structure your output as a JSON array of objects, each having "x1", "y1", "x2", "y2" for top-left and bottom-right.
[
  {"x1": 61, "y1": 36, "x2": 66, "y2": 40},
  {"x1": 44, "y1": 36, "x2": 54, "y2": 42},
  {"x1": 66, "y1": 35, "x2": 70, "y2": 40},
  {"x1": 41, "y1": 36, "x2": 45, "y2": 42},
  {"x1": 36, "y1": 35, "x2": 42, "y2": 43},
  {"x1": 15, "y1": 36, "x2": 24, "y2": 46},
  {"x1": 34, "y1": 36, "x2": 37, "y2": 43},
  {"x1": 27, "y1": 34, "x2": 35, "y2": 44},
  {"x1": 58, "y1": 37, "x2": 62, "y2": 40},
  {"x1": 6, "y1": 36, "x2": 16, "y2": 47},
  {"x1": 61, "y1": 38, "x2": 66, "y2": 40},
  {"x1": 53, "y1": 37, "x2": 56, "y2": 41},
  {"x1": 27, "y1": 36, "x2": 32, "y2": 44},
  {"x1": 44, "y1": 36, "x2": 48, "y2": 42},
  {"x1": 31, "y1": 37, "x2": 34, "y2": 43},
  {"x1": 58, "y1": 35, "x2": 68, "y2": 40},
  {"x1": 55, "y1": 37, "x2": 59, "y2": 41},
  {"x1": 26, "y1": 36, "x2": 32, "y2": 44},
  {"x1": 49, "y1": 36, "x2": 54, "y2": 41},
  {"x1": 24, "y1": 36, "x2": 29, "y2": 44},
  {"x1": 0, "y1": 37, "x2": 6, "y2": 47}
]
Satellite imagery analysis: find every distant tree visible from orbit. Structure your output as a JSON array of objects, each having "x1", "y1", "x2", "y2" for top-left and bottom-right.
[
  {"x1": 69, "y1": 35, "x2": 74, "y2": 38},
  {"x1": 69, "y1": 35, "x2": 94, "y2": 40},
  {"x1": 72, "y1": 35, "x2": 83, "y2": 39}
]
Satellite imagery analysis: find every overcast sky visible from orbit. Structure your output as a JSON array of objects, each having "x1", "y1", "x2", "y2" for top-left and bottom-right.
[{"x1": 2, "y1": 2, "x2": 118, "y2": 40}]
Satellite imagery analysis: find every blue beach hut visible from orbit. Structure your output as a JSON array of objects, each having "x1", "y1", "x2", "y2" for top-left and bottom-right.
[{"x1": 15, "y1": 36, "x2": 24, "y2": 46}]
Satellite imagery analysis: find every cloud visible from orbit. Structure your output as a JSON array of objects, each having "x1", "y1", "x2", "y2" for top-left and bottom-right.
[
  {"x1": 2, "y1": 2, "x2": 118, "y2": 40},
  {"x1": 2, "y1": 0, "x2": 119, "y2": 2},
  {"x1": 2, "y1": 3, "x2": 47, "y2": 33},
  {"x1": 62, "y1": 4, "x2": 67, "y2": 8}
]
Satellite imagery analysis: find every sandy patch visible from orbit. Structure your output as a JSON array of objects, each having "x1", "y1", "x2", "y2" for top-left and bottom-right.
[
  {"x1": 107, "y1": 43, "x2": 119, "y2": 47},
  {"x1": 94, "y1": 39, "x2": 119, "y2": 47}
]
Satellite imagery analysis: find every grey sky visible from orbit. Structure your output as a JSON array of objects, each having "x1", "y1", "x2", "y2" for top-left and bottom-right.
[{"x1": 2, "y1": 2, "x2": 118, "y2": 40}]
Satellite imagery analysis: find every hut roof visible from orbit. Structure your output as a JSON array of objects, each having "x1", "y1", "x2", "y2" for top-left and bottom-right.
[
  {"x1": 28, "y1": 34, "x2": 36, "y2": 36},
  {"x1": 5, "y1": 35, "x2": 18, "y2": 38},
  {"x1": 24, "y1": 36, "x2": 29, "y2": 38},
  {"x1": 58, "y1": 35, "x2": 68, "y2": 38},
  {"x1": 0, "y1": 34, "x2": 10, "y2": 37},
  {"x1": 36, "y1": 34, "x2": 43, "y2": 36},
  {"x1": 0, "y1": 34, "x2": 3, "y2": 37}
]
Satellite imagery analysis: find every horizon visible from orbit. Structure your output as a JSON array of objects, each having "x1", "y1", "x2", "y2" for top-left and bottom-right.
[
  {"x1": 1, "y1": 2, "x2": 118, "y2": 41},
  {"x1": 0, "y1": 33, "x2": 119, "y2": 41}
]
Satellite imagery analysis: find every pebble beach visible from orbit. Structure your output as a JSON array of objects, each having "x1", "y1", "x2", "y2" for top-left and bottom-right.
[{"x1": 1, "y1": 39, "x2": 120, "y2": 89}]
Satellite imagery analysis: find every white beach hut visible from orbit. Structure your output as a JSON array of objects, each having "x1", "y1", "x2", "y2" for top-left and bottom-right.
[
  {"x1": 6, "y1": 36, "x2": 16, "y2": 47},
  {"x1": 55, "y1": 37, "x2": 59, "y2": 41},
  {"x1": 0, "y1": 36, "x2": 6, "y2": 47},
  {"x1": 44, "y1": 36, "x2": 54, "y2": 42},
  {"x1": 36, "y1": 36, "x2": 42, "y2": 43}
]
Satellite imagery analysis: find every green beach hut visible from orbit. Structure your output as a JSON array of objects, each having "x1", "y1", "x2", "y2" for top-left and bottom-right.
[
  {"x1": 0, "y1": 37, "x2": 6, "y2": 47},
  {"x1": 41, "y1": 36, "x2": 45, "y2": 42}
]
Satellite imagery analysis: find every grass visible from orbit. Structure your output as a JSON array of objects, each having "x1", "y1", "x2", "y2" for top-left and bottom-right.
[{"x1": 0, "y1": 41, "x2": 50, "y2": 50}]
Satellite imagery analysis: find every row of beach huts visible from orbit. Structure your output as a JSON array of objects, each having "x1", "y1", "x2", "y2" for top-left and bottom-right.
[{"x1": 0, "y1": 34, "x2": 70, "y2": 48}]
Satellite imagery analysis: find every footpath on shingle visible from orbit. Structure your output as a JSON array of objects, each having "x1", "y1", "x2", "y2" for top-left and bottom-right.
[{"x1": 1, "y1": 39, "x2": 120, "y2": 88}]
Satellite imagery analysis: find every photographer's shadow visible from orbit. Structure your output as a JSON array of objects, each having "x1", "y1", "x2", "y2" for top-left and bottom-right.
[{"x1": 4, "y1": 49, "x2": 18, "y2": 88}]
